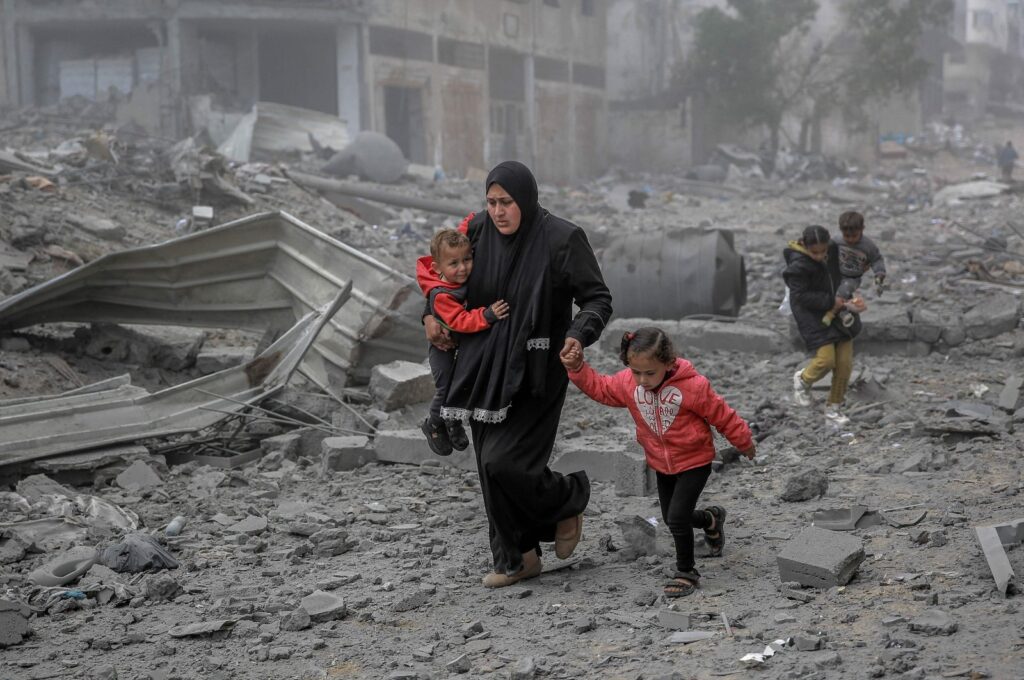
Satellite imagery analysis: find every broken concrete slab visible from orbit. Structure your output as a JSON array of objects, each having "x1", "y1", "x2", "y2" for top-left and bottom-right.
[
  {"x1": 551, "y1": 435, "x2": 632, "y2": 482},
  {"x1": 962, "y1": 294, "x2": 1021, "y2": 340},
  {"x1": 975, "y1": 517, "x2": 1024, "y2": 596},
  {"x1": 908, "y1": 609, "x2": 958, "y2": 636},
  {"x1": 261, "y1": 433, "x2": 302, "y2": 460},
  {"x1": 998, "y1": 375, "x2": 1023, "y2": 412},
  {"x1": 226, "y1": 515, "x2": 268, "y2": 535},
  {"x1": 0, "y1": 599, "x2": 32, "y2": 647},
  {"x1": 321, "y1": 131, "x2": 406, "y2": 184},
  {"x1": 300, "y1": 590, "x2": 347, "y2": 622},
  {"x1": 777, "y1": 526, "x2": 865, "y2": 588},
  {"x1": 780, "y1": 469, "x2": 828, "y2": 502},
  {"x1": 372, "y1": 429, "x2": 475, "y2": 471},
  {"x1": 369, "y1": 360, "x2": 434, "y2": 411},
  {"x1": 168, "y1": 619, "x2": 236, "y2": 638},
  {"x1": 115, "y1": 460, "x2": 164, "y2": 492},
  {"x1": 612, "y1": 447, "x2": 657, "y2": 497},
  {"x1": 320, "y1": 436, "x2": 374, "y2": 474},
  {"x1": 219, "y1": 101, "x2": 350, "y2": 163},
  {"x1": 78, "y1": 323, "x2": 205, "y2": 371},
  {"x1": 812, "y1": 506, "x2": 868, "y2": 531}
]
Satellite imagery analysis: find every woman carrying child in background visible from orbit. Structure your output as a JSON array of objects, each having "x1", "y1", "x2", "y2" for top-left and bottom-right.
[
  {"x1": 783, "y1": 225, "x2": 867, "y2": 427},
  {"x1": 560, "y1": 328, "x2": 755, "y2": 598}
]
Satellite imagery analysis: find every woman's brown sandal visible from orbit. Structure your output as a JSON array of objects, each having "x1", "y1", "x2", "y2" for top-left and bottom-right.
[
  {"x1": 703, "y1": 506, "x2": 726, "y2": 557},
  {"x1": 664, "y1": 571, "x2": 699, "y2": 598},
  {"x1": 482, "y1": 551, "x2": 542, "y2": 588}
]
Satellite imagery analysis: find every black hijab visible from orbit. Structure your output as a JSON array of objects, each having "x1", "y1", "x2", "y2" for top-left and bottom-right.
[{"x1": 440, "y1": 162, "x2": 553, "y2": 423}]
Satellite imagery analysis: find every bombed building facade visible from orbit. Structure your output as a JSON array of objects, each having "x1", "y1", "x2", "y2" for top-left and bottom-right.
[{"x1": 0, "y1": 0, "x2": 608, "y2": 182}]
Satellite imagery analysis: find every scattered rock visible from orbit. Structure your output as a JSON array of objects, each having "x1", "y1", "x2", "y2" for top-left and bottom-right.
[{"x1": 780, "y1": 468, "x2": 829, "y2": 502}]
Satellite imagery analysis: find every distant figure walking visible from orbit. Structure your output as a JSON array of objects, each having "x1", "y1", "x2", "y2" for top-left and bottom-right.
[{"x1": 998, "y1": 141, "x2": 1018, "y2": 182}]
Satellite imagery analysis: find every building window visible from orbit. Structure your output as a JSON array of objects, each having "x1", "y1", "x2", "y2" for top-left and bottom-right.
[
  {"x1": 972, "y1": 10, "x2": 994, "y2": 30},
  {"x1": 544, "y1": 0, "x2": 560, "y2": 7},
  {"x1": 438, "y1": 38, "x2": 485, "y2": 70},
  {"x1": 581, "y1": 0, "x2": 595, "y2": 16}
]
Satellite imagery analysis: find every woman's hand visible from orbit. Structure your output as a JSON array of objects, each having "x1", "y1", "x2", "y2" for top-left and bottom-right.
[
  {"x1": 424, "y1": 316, "x2": 454, "y2": 351},
  {"x1": 559, "y1": 337, "x2": 583, "y2": 372},
  {"x1": 832, "y1": 296, "x2": 847, "y2": 313}
]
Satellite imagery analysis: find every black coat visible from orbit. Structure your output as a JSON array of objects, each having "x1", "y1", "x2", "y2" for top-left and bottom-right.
[{"x1": 783, "y1": 241, "x2": 854, "y2": 351}]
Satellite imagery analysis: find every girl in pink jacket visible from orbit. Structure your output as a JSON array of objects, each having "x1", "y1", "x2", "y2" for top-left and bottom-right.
[{"x1": 560, "y1": 327, "x2": 756, "y2": 598}]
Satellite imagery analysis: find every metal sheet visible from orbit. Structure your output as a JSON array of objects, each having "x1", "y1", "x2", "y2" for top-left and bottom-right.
[
  {"x1": 0, "y1": 286, "x2": 347, "y2": 466},
  {"x1": 0, "y1": 211, "x2": 425, "y2": 384}
]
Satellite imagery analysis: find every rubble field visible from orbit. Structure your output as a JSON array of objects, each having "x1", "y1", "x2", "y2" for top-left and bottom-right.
[{"x1": 2, "y1": 113, "x2": 1024, "y2": 680}]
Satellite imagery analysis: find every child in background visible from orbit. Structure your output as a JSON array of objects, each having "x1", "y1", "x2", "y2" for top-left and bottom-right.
[
  {"x1": 784, "y1": 225, "x2": 866, "y2": 427},
  {"x1": 560, "y1": 328, "x2": 755, "y2": 598},
  {"x1": 416, "y1": 229, "x2": 509, "y2": 455},
  {"x1": 823, "y1": 211, "x2": 886, "y2": 327}
]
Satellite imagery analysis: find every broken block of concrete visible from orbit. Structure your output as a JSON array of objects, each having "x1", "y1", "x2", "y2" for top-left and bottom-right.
[
  {"x1": 115, "y1": 460, "x2": 163, "y2": 492},
  {"x1": 320, "y1": 436, "x2": 374, "y2": 474},
  {"x1": 963, "y1": 294, "x2": 1021, "y2": 340},
  {"x1": 300, "y1": 590, "x2": 347, "y2": 622},
  {"x1": 261, "y1": 433, "x2": 302, "y2": 460},
  {"x1": 908, "y1": 609, "x2": 957, "y2": 636},
  {"x1": 373, "y1": 429, "x2": 475, "y2": 471},
  {"x1": 777, "y1": 526, "x2": 865, "y2": 588},
  {"x1": 77, "y1": 323, "x2": 205, "y2": 371},
  {"x1": 602, "y1": 318, "x2": 787, "y2": 356},
  {"x1": 998, "y1": 375, "x2": 1023, "y2": 413},
  {"x1": 0, "y1": 599, "x2": 32, "y2": 647},
  {"x1": 780, "y1": 468, "x2": 828, "y2": 502},
  {"x1": 613, "y1": 447, "x2": 657, "y2": 497},
  {"x1": 369, "y1": 360, "x2": 434, "y2": 411},
  {"x1": 812, "y1": 506, "x2": 867, "y2": 531},
  {"x1": 975, "y1": 517, "x2": 1024, "y2": 596},
  {"x1": 226, "y1": 515, "x2": 268, "y2": 535}
]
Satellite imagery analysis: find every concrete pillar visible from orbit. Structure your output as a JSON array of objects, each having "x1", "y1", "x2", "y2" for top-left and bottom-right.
[
  {"x1": 2, "y1": 0, "x2": 17, "y2": 107},
  {"x1": 15, "y1": 22, "x2": 32, "y2": 107},
  {"x1": 359, "y1": 22, "x2": 373, "y2": 133},
  {"x1": 335, "y1": 22, "x2": 361, "y2": 136},
  {"x1": 524, "y1": 53, "x2": 536, "y2": 170}
]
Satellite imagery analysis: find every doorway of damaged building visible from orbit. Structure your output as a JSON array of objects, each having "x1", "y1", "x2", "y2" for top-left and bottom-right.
[{"x1": 383, "y1": 85, "x2": 427, "y2": 164}]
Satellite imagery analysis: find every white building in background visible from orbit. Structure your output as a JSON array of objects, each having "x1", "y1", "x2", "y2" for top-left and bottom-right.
[{"x1": 944, "y1": 0, "x2": 1024, "y2": 119}]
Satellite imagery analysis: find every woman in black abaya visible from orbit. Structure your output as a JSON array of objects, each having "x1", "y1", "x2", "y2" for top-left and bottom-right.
[{"x1": 424, "y1": 161, "x2": 612, "y2": 587}]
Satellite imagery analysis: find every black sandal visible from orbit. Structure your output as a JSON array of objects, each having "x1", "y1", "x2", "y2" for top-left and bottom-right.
[
  {"x1": 664, "y1": 571, "x2": 699, "y2": 598},
  {"x1": 703, "y1": 506, "x2": 726, "y2": 557},
  {"x1": 421, "y1": 417, "x2": 453, "y2": 456}
]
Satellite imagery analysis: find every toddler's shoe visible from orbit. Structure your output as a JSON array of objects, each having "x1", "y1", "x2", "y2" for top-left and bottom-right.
[
  {"x1": 792, "y1": 369, "x2": 812, "y2": 407},
  {"x1": 421, "y1": 416, "x2": 453, "y2": 456},
  {"x1": 447, "y1": 420, "x2": 470, "y2": 451}
]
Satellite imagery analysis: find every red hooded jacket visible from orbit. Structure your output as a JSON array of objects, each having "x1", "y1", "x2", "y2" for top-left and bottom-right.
[{"x1": 568, "y1": 358, "x2": 753, "y2": 474}]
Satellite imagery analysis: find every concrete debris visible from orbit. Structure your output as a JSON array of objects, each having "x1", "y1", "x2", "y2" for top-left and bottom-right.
[
  {"x1": 908, "y1": 609, "x2": 958, "y2": 636},
  {"x1": 975, "y1": 517, "x2": 1024, "y2": 596},
  {"x1": 218, "y1": 101, "x2": 350, "y2": 164},
  {"x1": 777, "y1": 526, "x2": 865, "y2": 588},
  {"x1": 168, "y1": 619, "x2": 236, "y2": 638},
  {"x1": 300, "y1": 590, "x2": 347, "y2": 623},
  {"x1": 369, "y1": 360, "x2": 435, "y2": 411},
  {"x1": 0, "y1": 599, "x2": 33, "y2": 648},
  {"x1": 812, "y1": 506, "x2": 867, "y2": 531},
  {"x1": 27, "y1": 545, "x2": 98, "y2": 586},
  {"x1": 322, "y1": 131, "x2": 407, "y2": 184},
  {"x1": 780, "y1": 468, "x2": 829, "y2": 502},
  {"x1": 114, "y1": 460, "x2": 164, "y2": 492}
]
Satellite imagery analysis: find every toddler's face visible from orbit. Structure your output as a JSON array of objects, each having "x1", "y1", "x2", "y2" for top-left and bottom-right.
[
  {"x1": 628, "y1": 351, "x2": 673, "y2": 391},
  {"x1": 841, "y1": 228, "x2": 863, "y2": 246},
  {"x1": 436, "y1": 243, "x2": 473, "y2": 284}
]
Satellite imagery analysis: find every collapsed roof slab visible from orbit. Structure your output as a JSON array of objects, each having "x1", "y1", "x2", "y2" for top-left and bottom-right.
[
  {"x1": 0, "y1": 286, "x2": 348, "y2": 467},
  {"x1": 975, "y1": 517, "x2": 1024, "y2": 597},
  {"x1": 0, "y1": 211, "x2": 425, "y2": 385}
]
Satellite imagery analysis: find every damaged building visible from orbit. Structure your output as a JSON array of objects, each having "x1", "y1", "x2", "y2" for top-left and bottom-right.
[{"x1": 0, "y1": 0, "x2": 608, "y2": 182}]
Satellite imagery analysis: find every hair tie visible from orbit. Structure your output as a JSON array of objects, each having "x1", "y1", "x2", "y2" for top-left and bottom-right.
[{"x1": 626, "y1": 332, "x2": 635, "y2": 341}]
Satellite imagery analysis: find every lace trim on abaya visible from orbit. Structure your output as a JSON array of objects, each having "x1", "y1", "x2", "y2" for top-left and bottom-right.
[
  {"x1": 441, "y1": 404, "x2": 510, "y2": 424},
  {"x1": 526, "y1": 337, "x2": 550, "y2": 350}
]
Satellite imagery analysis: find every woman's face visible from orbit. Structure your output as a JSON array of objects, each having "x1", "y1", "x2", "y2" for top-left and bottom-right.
[{"x1": 486, "y1": 184, "x2": 522, "y2": 235}]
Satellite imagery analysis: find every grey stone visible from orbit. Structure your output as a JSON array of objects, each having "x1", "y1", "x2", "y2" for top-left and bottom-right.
[
  {"x1": 780, "y1": 468, "x2": 829, "y2": 502},
  {"x1": 261, "y1": 433, "x2": 301, "y2": 459},
  {"x1": 777, "y1": 526, "x2": 865, "y2": 588},
  {"x1": 280, "y1": 608, "x2": 311, "y2": 631},
  {"x1": 614, "y1": 447, "x2": 657, "y2": 497},
  {"x1": 908, "y1": 609, "x2": 957, "y2": 635},
  {"x1": 793, "y1": 634, "x2": 823, "y2": 651},
  {"x1": 142, "y1": 574, "x2": 182, "y2": 602},
  {"x1": 573, "y1": 616, "x2": 596, "y2": 633},
  {"x1": 392, "y1": 588, "x2": 433, "y2": 612},
  {"x1": 999, "y1": 375, "x2": 1023, "y2": 412},
  {"x1": 300, "y1": 590, "x2": 347, "y2": 622},
  {"x1": 963, "y1": 294, "x2": 1021, "y2": 339},
  {"x1": 893, "y1": 451, "x2": 930, "y2": 474},
  {"x1": 0, "y1": 530, "x2": 31, "y2": 565},
  {"x1": 91, "y1": 664, "x2": 118, "y2": 680},
  {"x1": 372, "y1": 429, "x2": 475, "y2": 471},
  {"x1": 71, "y1": 215, "x2": 126, "y2": 241},
  {"x1": 320, "y1": 435, "x2": 374, "y2": 474},
  {"x1": 657, "y1": 609, "x2": 692, "y2": 630},
  {"x1": 268, "y1": 646, "x2": 293, "y2": 660},
  {"x1": 0, "y1": 599, "x2": 32, "y2": 647},
  {"x1": 812, "y1": 506, "x2": 867, "y2": 531},
  {"x1": 860, "y1": 304, "x2": 913, "y2": 342},
  {"x1": 510, "y1": 657, "x2": 537, "y2": 680},
  {"x1": 812, "y1": 651, "x2": 842, "y2": 668},
  {"x1": 226, "y1": 515, "x2": 268, "y2": 535},
  {"x1": 445, "y1": 653, "x2": 471, "y2": 674},
  {"x1": 115, "y1": 460, "x2": 163, "y2": 492},
  {"x1": 369, "y1": 360, "x2": 434, "y2": 410}
]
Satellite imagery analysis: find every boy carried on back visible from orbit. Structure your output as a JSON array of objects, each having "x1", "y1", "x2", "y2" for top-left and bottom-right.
[
  {"x1": 824, "y1": 210, "x2": 886, "y2": 328},
  {"x1": 416, "y1": 229, "x2": 508, "y2": 456}
]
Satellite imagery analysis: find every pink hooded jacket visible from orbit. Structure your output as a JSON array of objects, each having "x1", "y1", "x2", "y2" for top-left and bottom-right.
[{"x1": 568, "y1": 358, "x2": 754, "y2": 475}]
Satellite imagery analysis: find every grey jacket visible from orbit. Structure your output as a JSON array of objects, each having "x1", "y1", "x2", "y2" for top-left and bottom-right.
[{"x1": 832, "y1": 234, "x2": 886, "y2": 279}]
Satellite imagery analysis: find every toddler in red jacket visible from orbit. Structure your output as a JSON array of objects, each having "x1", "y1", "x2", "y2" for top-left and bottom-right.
[
  {"x1": 417, "y1": 228, "x2": 509, "y2": 455},
  {"x1": 560, "y1": 327, "x2": 756, "y2": 598}
]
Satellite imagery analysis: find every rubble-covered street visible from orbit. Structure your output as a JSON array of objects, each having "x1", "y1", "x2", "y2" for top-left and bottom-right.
[{"x1": 2, "y1": 101, "x2": 1023, "y2": 680}]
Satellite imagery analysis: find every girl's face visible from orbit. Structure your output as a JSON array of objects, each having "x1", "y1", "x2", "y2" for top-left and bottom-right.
[
  {"x1": 627, "y1": 350, "x2": 674, "y2": 391},
  {"x1": 805, "y1": 242, "x2": 829, "y2": 262},
  {"x1": 486, "y1": 184, "x2": 522, "y2": 235}
]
